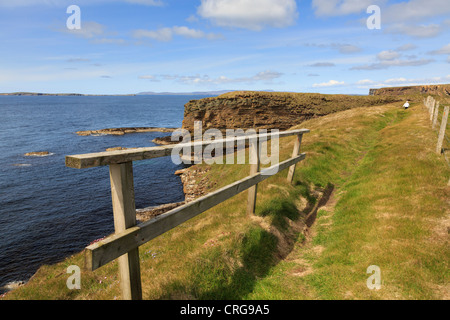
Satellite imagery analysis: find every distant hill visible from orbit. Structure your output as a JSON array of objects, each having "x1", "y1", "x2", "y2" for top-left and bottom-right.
[
  {"x1": 0, "y1": 92, "x2": 136, "y2": 96},
  {"x1": 0, "y1": 90, "x2": 277, "y2": 97},
  {"x1": 0, "y1": 92, "x2": 85, "y2": 96}
]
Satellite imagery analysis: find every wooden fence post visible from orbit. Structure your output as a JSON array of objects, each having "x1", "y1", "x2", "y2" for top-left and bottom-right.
[
  {"x1": 432, "y1": 101, "x2": 440, "y2": 129},
  {"x1": 287, "y1": 134, "x2": 303, "y2": 184},
  {"x1": 247, "y1": 137, "x2": 260, "y2": 215},
  {"x1": 430, "y1": 99, "x2": 436, "y2": 121},
  {"x1": 436, "y1": 106, "x2": 449, "y2": 155},
  {"x1": 109, "y1": 162, "x2": 142, "y2": 300}
]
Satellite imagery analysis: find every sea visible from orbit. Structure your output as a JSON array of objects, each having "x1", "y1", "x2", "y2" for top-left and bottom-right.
[{"x1": 0, "y1": 95, "x2": 209, "y2": 292}]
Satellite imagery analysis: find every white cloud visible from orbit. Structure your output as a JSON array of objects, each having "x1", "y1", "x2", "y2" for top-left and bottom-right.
[
  {"x1": 138, "y1": 75, "x2": 157, "y2": 80},
  {"x1": 313, "y1": 80, "x2": 345, "y2": 88},
  {"x1": 381, "y1": 0, "x2": 450, "y2": 38},
  {"x1": 377, "y1": 50, "x2": 401, "y2": 61},
  {"x1": 172, "y1": 26, "x2": 222, "y2": 40},
  {"x1": 0, "y1": 0, "x2": 165, "y2": 7},
  {"x1": 384, "y1": 78, "x2": 408, "y2": 84},
  {"x1": 312, "y1": 0, "x2": 384, "y2": 17},
  {"x1": 351, "y1": 58, "x2": 434, "y2": 70},
  {"x1": 186, "y1": 15, "x2": 199, "y2": 23},
  {"x1": 308, "y1": 62, "x2": 336, "y2": 67},
  {"x1": 311, "y1": 0, "x2": 448, "y2": 39},
  {"x1": 138, "y1": 75, "x2": 160, "y2": 82},
  {"x1": 356, "y1": 79, "x2": 375, "y2": 85},
  {"x1": 133, "y1": 26, "x2": 222, "y2": 41},
  {"x1": 338, "y1": 44, "x2": 362, "y2": 54},
  {"x1": 429, "y1": 44, "x2": 450, "y2": 55},
  {"x1": 382, "y1": 0, "x2": 450, "y2": 23},
  {"x1": 305, "y1": 42, "x2": 362, "y2": 54},
  {"x1": 312, "y1": 0, "x2": 450, "y2": 21},
  {"x1": 181, "y1": 70, "x2": 284, "y2": 84},
  {"x1": 396, "y1": 43, "x2": 417, "y2": 51},
  {"x1": 386, "y1": 23, "x2": 442, "y2": 38},
  {"x1": 59, "y1": 21, "x2": 128, "y2": 45},
  {"x1": 141, "y1": 70, "x2": 284, "y2": 85},
  {"x1": 63, "y1": 21, "x2": 106, "y2": 39},
  {"x1": 133, "y1": 28, "x2": 173, "y2": 41},
  {"x1": 197, "y1": 0, "x2": 298, "y2": 31},
  {"x1": 356, "y1": 75, "x2": 450, "y2": 89}
]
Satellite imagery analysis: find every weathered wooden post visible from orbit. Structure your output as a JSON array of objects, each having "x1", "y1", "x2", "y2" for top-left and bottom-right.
[
  {"x1": 247, "y1": 136, "x2": 260, "y2": 215},
  {"x1": 436, "y1": 106, "x2": 449, "y2": 154},
  {"x1": 287, "y1": 134, "x2": 303, "y2": 184},
  {"x1": 66, "y1": 128, "x2": 309, "y2": 299},
  {"x1": 432, "y1": 101, "x2": 440, "y2": 129},
  {"x1": 430, "y1": 99, "x2": 436, "y2": 121},
  {"x1": 109, "y1": 162, "x2": 142, "y2": 300}
]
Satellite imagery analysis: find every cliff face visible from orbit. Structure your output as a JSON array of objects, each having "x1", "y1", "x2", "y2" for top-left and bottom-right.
[
  {"x1": 370, "y1": 84, "x2": 450, "y2": 97},
  {"x1": 182, "y1": 91, "x2": 401, "y2": 132}
]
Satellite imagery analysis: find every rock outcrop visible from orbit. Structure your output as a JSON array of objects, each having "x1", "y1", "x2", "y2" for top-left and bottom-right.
[
  {"x1": 77, "y1": 127, "x2": 179, "y2": 136},
  {"x1": 136, "y1": 202, "x2": 185, "y2": 222},
  {"x1": 181, "y1": 91, "x2": 401, "y2": 133},
  {"x1": 178, "y1": 166, "x2": 214, "y2": 203},
  {"x1": 24, "y1": 151, "x2": 50, "y2": 157},
  {"x1": 370, "y1": 84, "x2": 450, "y2": 97}
]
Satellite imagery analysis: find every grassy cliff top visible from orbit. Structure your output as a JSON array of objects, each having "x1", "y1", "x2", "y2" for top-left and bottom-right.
[
  {"x1": 2, "y1": 97, "x2": 449, "y2": 300},
  {"x1": 184, "y1": 91, "x2": 404, "y2": 116}
]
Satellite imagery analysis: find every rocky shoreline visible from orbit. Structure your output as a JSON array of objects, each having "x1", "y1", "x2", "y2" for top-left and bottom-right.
[
  {"x1": 152, "y1": 135, "x2": 179, "y2": 145},
  {"x1": 77, "y1": 127, "x2": 179, "y2": 136}
]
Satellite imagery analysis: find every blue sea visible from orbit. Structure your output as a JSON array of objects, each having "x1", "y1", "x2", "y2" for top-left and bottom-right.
[{"x1": 0, "y1": 95, "x2": 208, "y2": 291}]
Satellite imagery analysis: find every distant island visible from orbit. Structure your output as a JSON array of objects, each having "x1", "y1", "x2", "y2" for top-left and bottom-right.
[
  {"x1": 0, "y1": 92, "x2": 136, "y2": 96},
  {"x1": 0, "y1": 90, "x2": 276, "y2": 96},
  {"x1": 0, "y1": 91, "x2": 233, "y2": 96}
]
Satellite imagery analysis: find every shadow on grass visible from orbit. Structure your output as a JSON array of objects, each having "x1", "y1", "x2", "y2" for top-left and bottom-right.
[
  {"x1": 304, "y1": 183, "x2": 334, "y2": 228},
  {"x1": 188, "y1": 226, "x2": 278, "y2": 300},
  {"x1": 173, "y1": 182, "x2": 335, "y2": 300}
]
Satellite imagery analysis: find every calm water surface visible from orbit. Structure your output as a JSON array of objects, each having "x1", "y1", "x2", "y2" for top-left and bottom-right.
[{"x1": 0, "y1": 95, "x2": 208, "y2": 291}]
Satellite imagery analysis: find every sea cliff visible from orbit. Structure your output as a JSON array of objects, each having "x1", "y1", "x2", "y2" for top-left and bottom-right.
[
  {"x1": 181, "y1": 91, "x2": 401, "y2": 133},
  {"x1": 369, "y1": 84, "x2": 450, "y2": 97}
]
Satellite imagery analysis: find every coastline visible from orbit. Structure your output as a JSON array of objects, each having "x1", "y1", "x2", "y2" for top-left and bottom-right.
[
  {"x1": 76, "y1": 127, "x2": 180, "y2": 136},
  {"x1": 0, "y1": 92, "x2": 136, "y2": 96}
]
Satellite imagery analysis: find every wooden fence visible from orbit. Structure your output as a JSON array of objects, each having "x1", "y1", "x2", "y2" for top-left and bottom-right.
[
  {"x1": 425, "y1": 96, "x2": 450, "y2": 186},
  {"x1": 424, "y1": 96, "x2": 449, "y2": 155},
  {"x1": 66, "y1": 128, "x2": 309, "y2": 300}
]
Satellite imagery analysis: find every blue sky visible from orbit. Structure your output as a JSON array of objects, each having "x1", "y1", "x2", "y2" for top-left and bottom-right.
[{"x1": 0, "y1": 0, "x2": 449, "y2": 95}]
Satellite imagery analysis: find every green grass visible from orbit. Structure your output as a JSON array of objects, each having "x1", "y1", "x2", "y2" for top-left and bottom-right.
[
  {"x1": 296, "y1": 105, "x2": 449, "y2": 300},
  {"x1": 3, "y1": 101, "x2": 449, "y2": 300}
]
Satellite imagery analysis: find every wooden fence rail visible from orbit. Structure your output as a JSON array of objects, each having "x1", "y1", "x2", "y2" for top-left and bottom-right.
[
  {"x1": 425, "y1": 96, "x2": 449, "y2": 155},
  {"x1": 66, "y1": 128, "x2": 309, "y2": 300}
]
